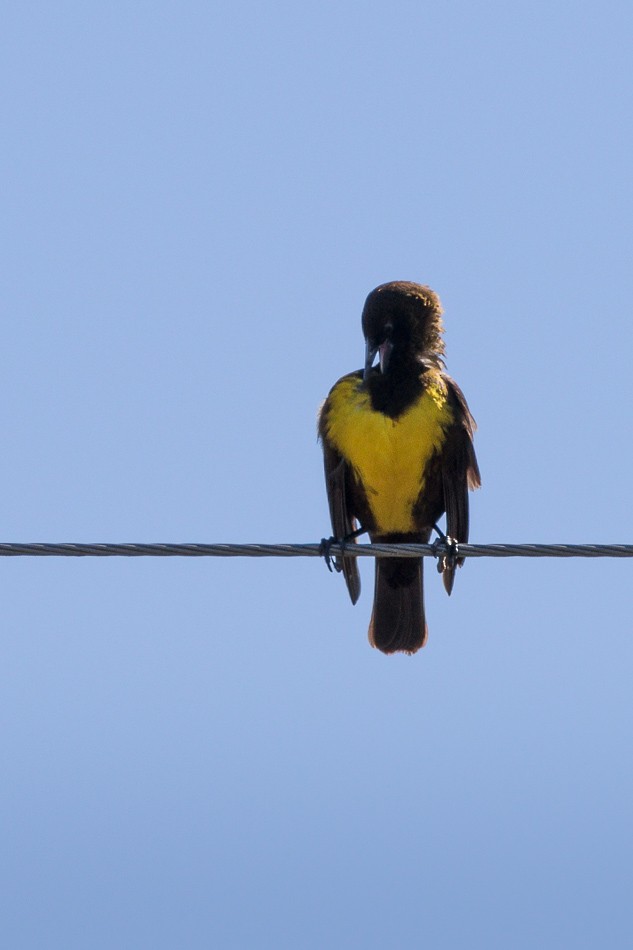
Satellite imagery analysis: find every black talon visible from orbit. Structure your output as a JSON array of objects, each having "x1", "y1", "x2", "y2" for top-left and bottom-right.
[
  {"x1": 432, "y1": 524, "x2": 447, "y2": 573},
  {"x1": 444, "y1": 536, "x2": 458, "y2": 571},
  {"x1": 319, "y1": 536, "x2": 342, "y2": 573},
  {"x1": 431, "y1": 525, "x2": 458, "y2": 574},
  {"x1": 320, "y1": 526, "x2": 367, "y2": 574}
]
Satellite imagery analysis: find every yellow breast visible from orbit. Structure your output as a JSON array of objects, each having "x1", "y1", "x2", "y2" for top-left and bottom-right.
[{"x1": 324, "y1": 374, "x2": 453, "y2": 533}]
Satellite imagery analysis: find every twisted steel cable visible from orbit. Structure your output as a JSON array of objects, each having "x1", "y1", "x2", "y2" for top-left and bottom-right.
[{"x1": 0, "y1": 542, "x2": 631, "y2": 558}]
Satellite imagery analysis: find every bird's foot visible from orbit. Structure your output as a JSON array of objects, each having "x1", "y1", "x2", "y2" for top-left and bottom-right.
[
  {"x1": 431, "y1": 525, "x2": 459, "y2": 574},
  {"x1": 319, "y1": 536, "x2": 342, "y2": 573},
  {"x1": 319, "y1": 526, "x2": 366, "y2": 573}
]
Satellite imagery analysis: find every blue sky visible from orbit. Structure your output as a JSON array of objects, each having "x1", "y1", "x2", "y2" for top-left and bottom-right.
[{"x1": 2, "y1": 2, "x2": 633, "y2": 947}]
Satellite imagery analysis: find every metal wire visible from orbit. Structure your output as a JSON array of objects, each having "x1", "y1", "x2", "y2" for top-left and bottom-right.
[{"x1": 0, "y1": 541, "x2": 632, "y2": 558}]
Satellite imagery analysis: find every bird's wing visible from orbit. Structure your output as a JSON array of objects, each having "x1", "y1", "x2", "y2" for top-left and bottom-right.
[
  {"x1": 320, "y1": 433, "x2": 362, "y2": 605},
  {"x1": 319, "y1": 399, "x2": 360, "y2": 604},
  {"x1": 440, "y1": 376, "x2": 481, "y2": 594}
]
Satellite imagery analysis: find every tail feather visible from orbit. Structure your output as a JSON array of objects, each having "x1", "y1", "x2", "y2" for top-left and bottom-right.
[{"x1": 368, "y1": 557, "x2": 427, "y2": 655}]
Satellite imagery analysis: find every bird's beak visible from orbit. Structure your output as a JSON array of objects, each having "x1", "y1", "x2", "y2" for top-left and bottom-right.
[
  {"x1": 379, "y1": 340, "x2": 393, "y2": 374},
  {"x1": 363, "y1": 339, "x2": 378, "y2": 381}
]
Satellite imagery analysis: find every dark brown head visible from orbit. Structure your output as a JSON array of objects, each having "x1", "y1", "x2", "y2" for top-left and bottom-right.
[{"x1": 361, "y1": 281, "x2": 445, "y2": 380}]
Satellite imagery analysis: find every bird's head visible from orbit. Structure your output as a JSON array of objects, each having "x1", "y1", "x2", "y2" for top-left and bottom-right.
[{"x1": 362, "y1": 281, "x2": 445, "y2": 380}]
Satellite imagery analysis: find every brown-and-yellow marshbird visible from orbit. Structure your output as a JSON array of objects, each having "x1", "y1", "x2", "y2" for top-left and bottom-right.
[{"x1": 318, "y1": 281, "x2": 480, "y2": 654}]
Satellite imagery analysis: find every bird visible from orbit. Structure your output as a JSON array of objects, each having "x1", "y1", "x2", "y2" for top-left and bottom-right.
[{"x1": 318, "y1": 281, "x2": 480, "y2": 655}]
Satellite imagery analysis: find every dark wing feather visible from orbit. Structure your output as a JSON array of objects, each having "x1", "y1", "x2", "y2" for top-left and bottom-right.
[
  {"x1": 320, "y1": 438, "x2": 361, "y2": 604},
  {"x1": 441, "y1": 376, "x2": 481, "y2": 594}
]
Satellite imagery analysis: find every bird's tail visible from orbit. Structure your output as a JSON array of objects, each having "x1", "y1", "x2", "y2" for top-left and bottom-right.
[{"x1": 368, "y1": 555, "x2": 427, "y2": 655}]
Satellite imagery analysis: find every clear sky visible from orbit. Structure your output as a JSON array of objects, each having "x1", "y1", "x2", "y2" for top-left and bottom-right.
[{"x1": 3, "y1": 2, "x2": 633, "y2": 947}]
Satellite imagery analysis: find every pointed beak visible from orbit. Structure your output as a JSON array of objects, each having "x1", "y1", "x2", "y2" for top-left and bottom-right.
[
  {"x1": 363, "y1": 339, "x2": 378, "y2": 381},
  {"x1": 379, "y1": 339, "x2": 393, "y2": 374}
]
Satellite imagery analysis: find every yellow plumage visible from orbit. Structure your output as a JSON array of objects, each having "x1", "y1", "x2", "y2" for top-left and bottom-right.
[{"x1": 323, "y1": 372, "x2": 453, "y2": 534}]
